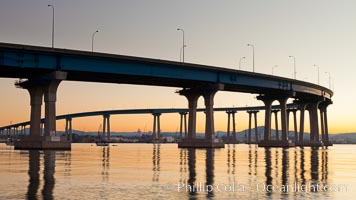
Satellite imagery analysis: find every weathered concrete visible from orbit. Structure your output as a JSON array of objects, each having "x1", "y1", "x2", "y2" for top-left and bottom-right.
[
  {"x1": 15, "y1": 136, "x2": 71, "y2": 150},
  {"x1": 178, "y1": 138, "x2": 224, "y2": 148},
  {"x1": 258, "y1": 140, "x2": 295, "y2": 148}
]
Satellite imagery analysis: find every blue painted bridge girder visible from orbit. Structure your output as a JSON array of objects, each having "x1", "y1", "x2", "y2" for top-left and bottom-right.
[{"x1": 0, "y1": 43, "x2": 333, "y2": 99}]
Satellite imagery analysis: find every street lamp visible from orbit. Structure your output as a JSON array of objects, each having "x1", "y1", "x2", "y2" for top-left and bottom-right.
[
  {"x1": 325, "y1": 72, "x2": 331, "y2": 89},
  {"x1": 313, "y1": 64, "x2": 319, "y2": 85},
  {"x1": 177, "y1": 28, "x2": 185, "y2": 63},
  {"x1": 91, "y1": 30, "x2": 99, "y2": 52},
  {"x1": 239, "y1": 56, "x2": 245, "y2": 70},
  {"x1": 247, "y1": 44, "x2": 255, "y2": 72},
  {"x1": 180, "y1": 45, "x2": 187, "y2": 62},
  {"x1": 272, "y1": 65, "x2": 278, "y2": 75},
  {"x1": 289, "y1": 56, "x2": 296, "y2": 79},
  {"x1": 48, "y1": 5, "x2": 55, "y2": 48}
]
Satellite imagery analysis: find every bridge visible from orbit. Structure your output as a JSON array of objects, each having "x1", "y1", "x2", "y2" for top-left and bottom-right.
[
  {"x1": 0, "y1": 42, "x2": 333, "y2": 149},
  {"x1": 0, "y1": 104, "x2": 301, "y2": 145}
]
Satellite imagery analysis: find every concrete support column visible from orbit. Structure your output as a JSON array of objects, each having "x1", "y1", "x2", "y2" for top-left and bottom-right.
[
  {"x1": 253, "y1": 111, "x2": 259, "y2": 142},
  {"x1": 106, "y1": 115, "x2": 111, "y2": 141},
  {"x1": 272, "y1": 110, "x2": 280, "y2": 140},
  {"x1": 248, "y1": 111, "x2": 252, "y2": 143},
  {"x1": 257, "y1": 96, "x2": 274, "y2": 141},
  {"x1": 232, "y1": 111, "x2": 236, "y2": 143},
  {"x1": 320, "y1": 109, "x2": 325, "y2": 142},
  {"x1": 324, "y1": 108, "x2": 329, "y2": 143},
  {"x1": 297, "y1": 103, "x2": 307, "y2": 143},
  {"x1": 180, "y1": 91, "x2": 200, "y2": 139},
  {"x1": 27, "y1": 87, "x2": 44, "y2": 138},
  {"x1": 278, "y1": 98, "x2": 289, "y2": 141},
  {"x1": 152, "y1": 113, "x2": 161, "y2": 143},
  {"x1": 44, "y1": 80, "x2": 62, "y2": 137},
  {"x1": 319, "y1": 101, "x2": 332, "y2": 144},
  {"x1": 202, "y1": 90, "x2": 218, "y2": 141},
  {"x1": 308, "y1": 102, "x2": 320, "y2": 142},
  {"x1": 179, "y1": 112, "x2": 188, "y2": 139},
  {"x1": 103, "y1": 115, "x2": 107, "y2": 141},
  {"x1": 65, "y1": 118, "x2": 73, "y2": 142},
  {"x1": 292, "y1": 110, "x2": 298, "y2": 142},
  {"x1": 226, "y1": 111, "x2": 231, "y2": 143}
]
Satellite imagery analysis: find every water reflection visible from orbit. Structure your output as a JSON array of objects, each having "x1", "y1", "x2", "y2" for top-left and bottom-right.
[
  {"x1": 42, "y1": 151, "x2": 56, "y2": 200},
  {"x1": 27, "y1": 150, "x2": 56, "y2": 200},
  {"x1": 152, "y1": 144, "x2": 160, "y2": 183},
  {"x1": 27, "y1": 151, "x2": 40, "y2": 199},
  {"x1": 206, "y1": 148, "x2": 215, "y2": 198},
  {"x1": 101, "y1": 147, "x2": 110, "y2": 182},
  {"x1": 187, "y1": 148, "x2": 196, "y2": 196},
  {"x1": 19, "y1": 144, "x2": 334, "y2": 199}
]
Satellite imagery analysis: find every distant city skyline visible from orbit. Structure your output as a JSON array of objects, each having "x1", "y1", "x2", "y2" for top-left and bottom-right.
[{"x1": 0, "y1": 0, "x2": 355, "y2": 133}]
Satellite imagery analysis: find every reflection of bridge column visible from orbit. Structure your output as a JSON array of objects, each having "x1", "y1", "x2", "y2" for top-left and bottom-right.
[
  {"x1": 65, "y1": 118, "x2": 73, "y2": 141},
  {"x1": 187, "y1": 148, "x2": 196, "y2": 195},
  {"x1": 152, "y1": 113, "x2": 161, "y2": 143},
  {"x1": 264, "y1": 148, "x2": 272, "y2": 197},
  {"x1": 152, "y1": 144, "x2": 160, "y2": 182},
  {"x1": 272, "y1": 110, "x2": 280, "y2": 140},
  {"x1": 206, "y1": 148, "x2": 215, "y2": 198},
  {"x1": 27, "y1": 150, "x2": 40, "y2": 199},
  {"x1": 179, "y1": 112, "x2": 188, "y2": 139},
  {"x1": 42, "y1": 151, "x2": 56, "y2": 199},
  {"x1": 281, "y1": 149, "x2": 289, "y2": 190},
  {"x1": 257, "y1": 96, "x2": 274, "y2": 142}
]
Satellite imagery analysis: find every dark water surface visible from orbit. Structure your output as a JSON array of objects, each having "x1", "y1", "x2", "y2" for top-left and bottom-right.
[{"x1": 0, "y1": 144, "x2": 355, "y2": 199}]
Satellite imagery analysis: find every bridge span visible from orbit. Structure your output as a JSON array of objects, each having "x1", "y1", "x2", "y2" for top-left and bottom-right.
[{"x1": 0, "y1": 43, "x2": 333, "y2": 149}]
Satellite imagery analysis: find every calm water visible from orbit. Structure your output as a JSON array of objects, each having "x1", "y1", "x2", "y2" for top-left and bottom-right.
[{"x1": 0, "y1": 144, "x2": 356, "y2": 200}]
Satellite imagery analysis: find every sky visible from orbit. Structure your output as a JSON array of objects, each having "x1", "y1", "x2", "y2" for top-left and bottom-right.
[{"x1": 0, "y1": 0, "x2": 355, "y2": 134}]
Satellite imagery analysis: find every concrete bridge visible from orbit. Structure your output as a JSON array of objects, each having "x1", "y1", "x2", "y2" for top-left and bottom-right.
[
  {"x1": 0, "y1": 104, "x2": 302, "y2": 144},
  {"x1": 0, "y1": 43, "x2": 333, "y2": 149}
]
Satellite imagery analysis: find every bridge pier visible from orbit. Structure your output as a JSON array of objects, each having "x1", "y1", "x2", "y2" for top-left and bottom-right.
[
  {"x1": 319, "y1": 100, "x2": 332, "y2": 146},
  {"x1": 287, "y1": 109, "x2": 298, "y2": 142},
  {"x1": 102, "y1": 114, "x2": 111, "y2": 142},
  {"x1": 272, "y1": 109, "x2": 280, "y2": 140},
  {"x1": 247, "y1": 110, "x2": 259, "y2": 144},
  {"x1": 258, "y1": 95, "x2": 295, "y2": 147},
  {"x1": 14, "y1": 71, "x2": 70, "y2": 150},
  {"x1": 152, "y1": 113, "x2": 161, "y2": 143},
  {"x1": 179, "y1": 112, "x2": 188, "y2": 139},
  {"x1": 226, "y1": 110, "x2": 237, "y2": 143},
  {"x1": 178, "y1": 85, "x2": 224, "y2": 148},
  {"x1": 65, "y1": 118, "x2": 73, "y2": 141}
]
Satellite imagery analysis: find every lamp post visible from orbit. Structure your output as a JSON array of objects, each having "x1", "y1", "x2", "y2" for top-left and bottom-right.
[
  {"x1": 239, "y1": 56, "x2": 246, "y2": 70},
  {"x1": 247, "y1": 44, "x2": 255, "y2": 72},
  {"x1": 325, "y1": 72, "x2": 331, "y2": 89},
  {"x1": 48, "y1": 5, "x2": 55, "y2": 48},
  {"x1": 177, "y1": 28, "x2": 185, "y2": 63},
  {"x1": 91, "y1": 30, "x2": 99, "y2": 52},
  {"x1": 313, "y1": 64, "x2": 319, "y2": 85},
  {"x1": 272, "y1": 65, "x2": 278, "y2": 75},
  {"x1": 180, "y1": 45, "x2": 187, "y2": 62},
  {"x1": 289, "y1": 56, "x2": 296, "y2": 79}
]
